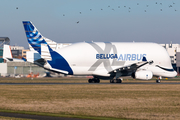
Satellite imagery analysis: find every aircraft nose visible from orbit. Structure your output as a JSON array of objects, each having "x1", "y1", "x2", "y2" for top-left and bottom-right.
[
  {"x1": 173, "y1": 71, "x2": 178, "y2": 77},
  {"x1": 164, "y1": 70, "x2": 177, "y2": 78},
  {"x1": 170, "y1": 70, "x2": 178, "y2": 78}
]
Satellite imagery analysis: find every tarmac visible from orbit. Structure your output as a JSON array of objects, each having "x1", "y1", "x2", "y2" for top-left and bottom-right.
[{"x1": 1, "y1": 82, "x2": 180, "y2": 85}]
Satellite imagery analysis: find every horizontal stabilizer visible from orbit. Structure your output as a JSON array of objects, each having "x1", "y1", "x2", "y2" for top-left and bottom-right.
[
  {"x1": 34, "y1": 58, "x2": 68, "y2": 74},
  {"x1": 41, "y1": 44, "x2": 52, "y2": 61},
  {"x1": 49, "y1": 68, "x2": 68, "y2": 74}
]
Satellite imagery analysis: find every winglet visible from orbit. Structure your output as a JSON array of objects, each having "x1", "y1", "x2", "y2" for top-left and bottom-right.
[
  {"x1": 142, "y1": 56, "x2": 147, "y2": 61},
  {"x1": 22, "y1": 57, "x2": 27, "y2": 62}
]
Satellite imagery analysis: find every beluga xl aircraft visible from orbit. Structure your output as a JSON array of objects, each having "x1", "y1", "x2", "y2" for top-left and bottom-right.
[{"x1": 22, "y1": 21, "x2": 177, "y2": 83}]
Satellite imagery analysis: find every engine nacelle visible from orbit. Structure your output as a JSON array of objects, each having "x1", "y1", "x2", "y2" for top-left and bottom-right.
[{"x1": 132, "y1": 70, "x2": 153, "y2": 80}]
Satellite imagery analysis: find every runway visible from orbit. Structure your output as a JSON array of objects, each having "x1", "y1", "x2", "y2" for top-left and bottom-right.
[{"x1": 1, "y1": 82, "x2": 180, "y2": 85}]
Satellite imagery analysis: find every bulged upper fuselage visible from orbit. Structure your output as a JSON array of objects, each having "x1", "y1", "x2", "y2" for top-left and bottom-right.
[{"x1": 56, "y1": 42, "x2": 177, "y2": 78}]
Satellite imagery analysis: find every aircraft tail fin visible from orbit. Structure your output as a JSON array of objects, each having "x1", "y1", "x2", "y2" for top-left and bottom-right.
[
  {"x1": 23, "y1": 21, "x2": 73, "y2": 75},
  {"x1": 22, "y1": 21, "x2": 57, "y2": 55},
  {"x1": 3, "y1": 44, "x2": 26, "y2": 62},
  {"x1": 3, "y1": 44, "x2": 13, "y2": 61}
]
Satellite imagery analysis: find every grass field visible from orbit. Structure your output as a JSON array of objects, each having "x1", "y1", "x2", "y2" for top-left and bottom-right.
[{"x1": 0, "y1": 77, "x2": 180, "y2": 120}]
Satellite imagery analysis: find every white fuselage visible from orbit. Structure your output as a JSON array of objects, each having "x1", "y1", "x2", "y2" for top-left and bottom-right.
[
  {"x1": 22, "y1": 21, "x2": 177, "y2": 81},
  {"x1": 54, "y1": 42, "x2": 177, "y2": 78}
]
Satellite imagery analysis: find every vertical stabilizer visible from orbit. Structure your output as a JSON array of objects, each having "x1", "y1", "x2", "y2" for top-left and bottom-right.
[
  {"x1": 22, "y1": 21, "x2": 57, "y2": 54},
  {"x1": 3, "y1": 44, "x2": 27, "y2": 62},
  {"x1": 22, "y1": 21, "x2": 73, "y2": 75}
]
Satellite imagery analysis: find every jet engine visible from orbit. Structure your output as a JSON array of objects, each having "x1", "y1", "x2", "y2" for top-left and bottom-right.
[{"x1": 132, "y1": 70, "x2": 153, "y2": 80}]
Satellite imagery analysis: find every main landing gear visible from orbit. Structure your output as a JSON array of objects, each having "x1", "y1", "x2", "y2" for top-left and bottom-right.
[
  {"x1": 110, "y1": 79, "x2": 122, "y2": 83},
  {"x1": 156, "y1": 76, "x2": 162, "y2": 83},
  {"x1": 88, "y1": 78, "x2": 100, "y2": 83}
]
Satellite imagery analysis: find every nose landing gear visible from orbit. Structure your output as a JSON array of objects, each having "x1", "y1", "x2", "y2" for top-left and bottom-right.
[
  {"x1": 156, "y1": 80, "x2": 161, "y2": 83},
  {"x1": 156, "y1": 76, "x2": 162, "y2": 83}
]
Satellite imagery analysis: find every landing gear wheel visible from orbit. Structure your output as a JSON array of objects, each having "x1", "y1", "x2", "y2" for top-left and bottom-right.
[
  {"x1": 116, "y1": 79, "x2": 122, "y2": 83},
  {"x1": 96, "y1": 79, "x2": 100, "y2": 83},
  {"x1": 94, "y1": 78, "x2": 100, "y2": 83},
  {"x1": 156, "y1": 80, "x2": 161, "y2": 83},
  {"x1": 110, "y1": 79, "x2": 114, "y2": 83},
  {"x1": 120, "y1": 79, "x2": 122, "y2": 83},
  {"x1": 88, "y1": 79, "x2": 92, "y2": 83},
  {"x1": 88, "y1": 78, "x2": 100, "y2": 83},
  {"x1": 116, "y1": 79, "x2": 119, "y2": 83}
]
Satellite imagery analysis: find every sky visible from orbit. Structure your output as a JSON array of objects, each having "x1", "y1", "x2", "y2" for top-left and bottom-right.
[{"x1": 0, "y1": 0, "x2": 180, "y2": 48}]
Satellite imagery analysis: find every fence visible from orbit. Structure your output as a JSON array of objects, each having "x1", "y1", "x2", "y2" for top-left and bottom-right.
[{"x1": 7, "y1": 62, "x2": 45, "y2": 76}]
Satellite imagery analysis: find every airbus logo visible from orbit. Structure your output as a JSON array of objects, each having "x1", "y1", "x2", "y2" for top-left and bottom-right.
[
  {"x1": 118, "y1": 54, "x2": 146, "y2": 61},
  {"x1": 88, "y1": 42, "x2": 147, "y2": 72}
]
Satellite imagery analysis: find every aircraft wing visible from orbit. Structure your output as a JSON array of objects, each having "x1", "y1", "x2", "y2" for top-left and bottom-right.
[{"x1": 109, "y1": 59, "x2": 153, "y2": 77}]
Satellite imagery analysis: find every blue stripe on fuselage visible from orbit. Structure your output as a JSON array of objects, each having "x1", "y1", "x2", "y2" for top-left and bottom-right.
[{"x1": 47, "y1": 46, "x2": 73, "y2": 75}]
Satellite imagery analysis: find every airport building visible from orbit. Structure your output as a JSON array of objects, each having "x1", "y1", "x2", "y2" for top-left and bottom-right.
[
  {"x1": 160, "y1": 43, "x2": 180, "y2": 64},
  {"x1": 160, "y1": 43, "x2": 180, "y2": 73},
  {"x1": 0, "y1": 37, "x2": 10, "y2": 63},
  {"x1": 22, "y1": 49, "x2": 30, "y2": 59},
  {"x1": 10, "y1": 45, "x2": 24, "y2": 58},
  {"x1": 0, "y1": 47, "x2": 3, "y2": 63}
]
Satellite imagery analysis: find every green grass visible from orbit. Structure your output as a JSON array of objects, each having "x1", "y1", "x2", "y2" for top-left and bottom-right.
[
  {"x1": 0, "y1": 109, "x2": 128, "y2": 120},
  {"x1": 0, "y1": 115, "x2": 33, "y2": 120}
]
